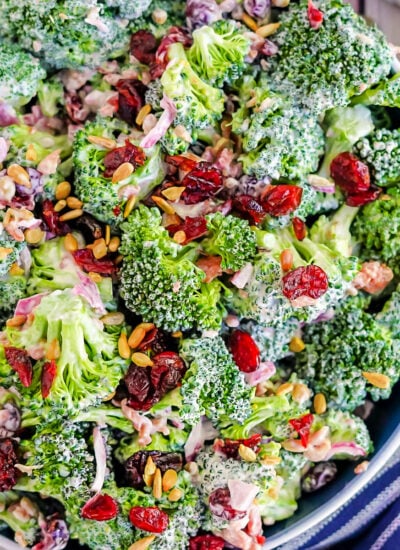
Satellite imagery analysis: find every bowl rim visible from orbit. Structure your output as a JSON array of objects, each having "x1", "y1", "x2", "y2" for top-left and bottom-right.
[{"x1": 264, "y1": 420, "x2": 400, "y2": 549}]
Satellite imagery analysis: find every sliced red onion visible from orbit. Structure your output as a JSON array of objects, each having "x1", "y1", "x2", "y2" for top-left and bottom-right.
[
  {"x1": 230, "y1": 262, "x2": 254, "y2": 289},
  {"x1": 0, "y1": 102, "x2": 18, "y2": 127},
  {"x1": 32, "y1": 516, "x2": 69, "y2": 550},
  {"x1": 15, "y1": 293, "x2": 49, "y2": 317},
  {"x1": 185, "y1": 416, "x2": 219, "y2": 461},
  {"x1": 172, "y1": 199, "x2": 216, "y2": 219},
  {"x1": 72, "y1": 271, "x2": 106, "y2": 315},
  {"x1": 228, "y1": 479, "x2": 259, "y2": 512},
  {"x1": 140, "y1": 94, "x2": 177, "y2": 149},
  {"x1": 19, "y1": 246, "x2": 32, "y2": 278},
  {"x1": 245, "y1": 361, "x2": 276, "y2": 386},
  {"x1": 186, "y1": 0, "x2": 222, "y2": 29},
  {"x1": 244, "y1": 0, "x2": 271, "y2": 19},
  {"x1": 0, "y1": 137, "x2": 9, "y2": 163},
  {"x1": 308, "y1": 174, "x2": 336, "y2": 194},
  {"x1": 325, "y1": 441, "x2": 367, "y2": 460},
  {"x1": 91, "y1": 426, "x2": 107, "y2": 493}
]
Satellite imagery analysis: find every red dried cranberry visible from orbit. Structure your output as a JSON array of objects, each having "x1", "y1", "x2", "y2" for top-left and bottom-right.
[
  {"x1": 167, "y1": 216, "x2": 208, "y2": 244},
  {"x1": 72, "y1": 249, "x2": 117, "y2": 275},
  {"x1": 65, "y1": 93, "x2": 89, "y2": 123},
  {"x1": 129, "y1": 506, "x2": 169, "y2": 533},
  {"x1": 209, "y1": 487, "x2": 247, "y2": 521},
  {"x1": 289, "y1": 413, "x2": 314, "y2": 447},
  {"x1": 4, "y1": 347, "x2": 33, "y2": 387},
  {"x1": 138, "y1": 328, "x2": 173, "y2": 354},
  {"x1": 113, "y1": 206, "x2": 122, "y2": 217},
  {"x1": 165, "y1": 154, "x2": 198, "y2": 172},
  {"x1": 189, "y1": 534, "x2": 225, "y2": 550},
  {"x1": 125, "y1": 451, "x2": 183, "y2": 488},
  {"x1": 261, "y1": 185, "x2": 303, "y2": 217},
  {"x1": 181, "y1": 162, "x2": 223, "y2": 204},
  {"x1": 346, "y1": 187, "x2": 381, "y2": 207},
  {"x1": 151, "y1": 27, "x2": 192, "y2": 78},
  {"x1": 0, "y1": 438, "x2": 18, "y2": 491},
  {"x1": 42, "y1": 200, "x2": 69, "y2": 236},
  {"x1": 233, "y1": 195, "x2": 266, "y2": 224},
  {"x1": 308, "y1": 0, "x2": 324, "y2": 29},
  {"x1": 282, "y1": 265, "x2": 329, "y2": 302},
  {"x1": 330, "y1": 153, "x2": 370, "y2": 194},
  {"x1": 125, "y1": 365, "x2": 154, "y2": 411},
  {"x1": 292, "y1": 217, "x2": 307, "y2": 241},
  {"x1": 81, "y1": 494, "x2": 118, "y2": 521},
  {"x1": 215, "y1": 434, "x2": 262, "y2": 460},
  {"x1": 130, "y1": 30, "x2": 158, "y2": 65},
  {"x1": 229, "y1": 330, "x2": 260, "y2": 373},
  {"x1": 103, "y1": 139, "x2": 146, "y2": 178},
  {"x1": 41, "y1": 360, "x2": 57, "y2": 398},
  {"x1": 151, "y1": 352, "x2": 186, "y2": 396},
  {"x1": 116, "y1": 79, "x2": 148, "y2": 125}
]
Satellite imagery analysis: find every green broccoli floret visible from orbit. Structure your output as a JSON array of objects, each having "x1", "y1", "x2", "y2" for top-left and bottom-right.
[
  {"x1": 160, "y1": 126, "x2": 194, "y2": 156},
  {"x1": 295, "y1": 295, "x2": 400, "y2": 410},
  {"x1": 233, "y1": 90, "x2": 324, "y2": 181},
  {"x1": 0, "y1": 42, "x2": 45, "y2": 107},
  {"x1": 0, "y1": 492, "x2": 41, "y2": 547},
  {"x1": 352, "y1": 187, "x2": 400, "y2": 275},
  {"x1": 73, "y1": 118, "x2": 165, "y2": 225},
  {"x1": 201, "y1": 212, "x2": 257, "y2": 271},
  {"x1": 104, "y1": 0, "x2": 152, "y2": 18},
  {"x1": 179, "y1": 336, "x2": 253, "y2": 426},
  {"x1": 310, "y1": 203, "x2": 359, "y2": 258},
  {"x1": 0, "y1": 231, "x2": 26, "y2": 278},
  {"x1": 128, "y1": 0, "x2": 186, "y2": 39},
  {"x1": 269, "y1": 0, "x2": 392, "y2": 113},
  {"x1": 0, "y1": 275, "x2": 27, "y2": 328},
  {"x1": 352, "y1": 73, "x2": 400, "y2": 109},
  {"x1": 318, "y1": 105, "x2": 374, "y2": 180},
  {"x1": 187, "y1": 20, "x2": 250, "y2": 86},
  {"x1": 240, "y1": 319, "x2": 300, "y2": 363},
  {"x1": 37, "y1": 76, "x2": 64, "y2": 117},
  {"x1": 120, "y1": 205, "x2": 227, "y2": 332},
  {"x1": 377, "y1": 284, "x2": 400, "y2": 339},
  {"x1": 4, "y1": 289, "x2": 128, "y2": 414},
  {"x1": 353, "y1": 128, "x2": 400, "y2": 187}
]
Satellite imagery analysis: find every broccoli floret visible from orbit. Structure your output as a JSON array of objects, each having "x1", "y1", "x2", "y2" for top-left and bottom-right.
[
  {"x1": 179, "y1": 336, "x2": 253, "y2": 426},
  {"x1": 240, "y1": 319, "x2": 300, "y2": 363},
  {"x1": 269, "y1": 0, "x2": 392, "y2": 113},
  {"x1": 318, "y1": 105, "x2": 374, "y2": 180},
  {"x1": 0, "y1": 492, "x2": 41, "y2": 547},
  {"x1": 353, "y1": 187, "x2": 400, "y2": 275},
  {"x1": 187, "y1": 20, "x2": 250, "y2": 86},
  {"x1": 104, "y1": 0, "x2": 152, "y2": 18},
  {"x1": 128, "y1": 0, "x2": 187, "y2": 39},
  {"x1": 233, "y1": 90, "x2": 324, "y2": 181},
  {"x1": 201, "y1": 212, "x2": 257, "y2": 271},
  {"x1": 377, "y1": 284, "x2": 400, "y2": 339},
  {"x1": 37, "y1": 76, "x2": 64, "y2": 117},
  {"x1": 310, "y1": 203, "x2": 359, "y2": 258},
  {"x1": 352, "y1": 72, "x2": 400, "y2": 109},
  {"x1": 0, "y1": 275, "x2": 27, "y2": 328},
  {"x1": 0, "y1": 42, "x2": 46, "y2": 107},
  {"x1": 73, "y1": 118, "x2": 166, "y2": 225},
  {"x1": 4, "y1": 289, "x2": 128, "y2": 414},
  {"x1": 0, "y1": 0, "x2": 129, "y2": 70},
  {"x1": 120, "y1": 205, "x2": 227, "y2": 332},
  {"x1": 160, "y1": 126, "x2": 194, "y2": 156},
  {"x1": 295, "y1": 296, "x2": 400, "y2": 410},
  {"x1": 353, "y1": 128, "x2": 400, "y2": 187},
  {"x1": 0, "y1": 231, "x2": 26, "y2": 278}
]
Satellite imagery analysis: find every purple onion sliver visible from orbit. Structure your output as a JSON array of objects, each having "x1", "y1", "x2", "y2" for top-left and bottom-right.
[{"x1": 244, "y1": 0, "x2": 271, "y2": 18}]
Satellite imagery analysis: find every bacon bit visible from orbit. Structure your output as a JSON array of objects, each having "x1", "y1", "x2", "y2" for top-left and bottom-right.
[
  {"x1": 353, "y1": 261, "x2": 394, "y2": 295},
  {"x1": 308, "y1": 0, "x2": 324, "y2": 29},
  {"x1": 196, "y1": 256, "x2": 223, "y2": 283},
  {"x1": 289, "y1": 413, "x2": 314, "y2": 447}
]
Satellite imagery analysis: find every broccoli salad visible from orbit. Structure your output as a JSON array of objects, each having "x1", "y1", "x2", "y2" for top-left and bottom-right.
[{"x1": 0, "y1": 0, "x2": 399, "y2": 549}]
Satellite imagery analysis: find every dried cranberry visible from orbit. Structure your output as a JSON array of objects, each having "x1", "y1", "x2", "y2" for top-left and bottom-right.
[
  {"x1": 129, "y1": 506, "x2": 169, "y2": 533},
  {"x1": 209, "y1": 487, "x2": 247, "y2": 521},
  {"x1": 233, "y1": 195, "x2": 266, "y2": 224},
  {"x1": 116, "y1": 79, "x2": 148, "y2": 125},
  {"x1": 0, "y1": 438, "x2": 18, "y2": 491},
  {"x1": 42, "y1": 200, "x2": 69, "y2": 236},
  {"x1": 330, "y1": 153, "x2": 370, "y2": 194},
  {"x1": 41, "y1": 360, "x2": 57, "y2": 399},
  {"x1": 261, "y1": 185, "x2": 303, "y2": 217},
  {"x1": 282, "y1": 265, "x2": 329, "y2": 301},
  {"x1": 151, "y1": 26, "x2": 192, "y2": 78},
  {"x1": 189, "y1": 534, "x2": 225, "y2": 550},
  {"x1": 181, "y1": 162, "x2": 223, "y2": 204},
  {"x1": 72, "y1": 249, "x2": 117, "y2": 275},
  {"x1": 167, "y1": 216, "x2": 208, "y2": 244},
  {"x1": 125, "y1": 450, "x2": 183, "y2": 488},
  {"x1": 151, "y1": 352, "x2": 186, "y2": 396},
  {"x1": 292, "y1": 217, "x2": 307, "y2": 241},
  {"x1": 125, "y1": 365, "x2": 154, "y2": 411},
  {"x1": 130, "y1": 30, "x2": 158, "y2": 65},
  {"x1": 103, "y1": 139, "x2": 146, "y2": 178},
  {"x1": 289, "y1": 413, "x2": 314, "y2": 447},
  {"x1": 165, "y1": 155, "x2": 198, "y2": 173},
  {"x1": 4, "y1": 347, "x2": 33, "y2": 387},
  {"x1": 81, "y1": 494, "x2": 118, "y2": 521},
  {"x1": 138, "y1": 328, "x2": 175, "y2": 354},
  {"x1": 229, "y1": 330, "x2": 260, "y2": 373},
  {"x1": 308, "y1": 0, "x2": 324, "y2": 29},
  {"x1": 215, "y1": 434, "x2": 262, "y2": 460},
  {"x1": 346, "y1": 187, "x2": 381, "y2": 207},
  {"x1": 72, "y1": 213, "x2": 103, "y2": 242}
]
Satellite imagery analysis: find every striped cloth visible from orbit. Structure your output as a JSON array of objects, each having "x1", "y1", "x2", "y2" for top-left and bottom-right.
[{"x1": 278, "y1": 448, "x2": 400, "y2": 550}]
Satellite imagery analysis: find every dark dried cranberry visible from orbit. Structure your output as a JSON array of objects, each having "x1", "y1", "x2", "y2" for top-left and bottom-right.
[
  {"x1": 261, "y1": 185, "x2": 303, "y2": 217},
  {"x1": 151, "y1": 352, "x2": 186, "y2": 396},
  {"x1": 81, "y1": 494, "x2": 118, "y2": 521},
  {"x1": 229, "y1": 330, "x2": 260, "y2": 373},
  {"x1": 138, "y1": 328, "x2": 176, "y2": 354},
  {"x1": 167, "y1": 216, "x2": 208, "y2": 244},
  {"x1": 116, "y1": 79, "x2": 148, "y2": 125},
  {"x1": 41, "y1": 360, "x2": 57, "y2": 399},
  {"x1": 282, "y1": 265, "x2": 329, "y2": 301},
  {"x1": 181, "y1": 162, "x2": 223, "y2": 204},
  {"x1": 165, "y1": 154, "x2": 198, "y2": 172},
  {"x1": 308, "y1": 0, "x2": 324, "y2": 29},
  {"x1": 330, "y1": 152, "x2": 370, "y2": 194},
  {"x1": 189, "y1": 534, "x2": 225, "y2": 550},
  {"x1": 130, "y1": 30, "x2": 158, "y2": 65},
  {"x1": 4, "y1": 347, "x2": 33, "y2": 387},
  {"x1": 0, "y1": 438, "x2": 18, "y2": 491},
  {"x1": 302, "y1": 461, "x2": 337, "y2": 493},
  {"x1": 233, "y1": 194, "x2": 266, "y2": 224},
  {"x1": 289, "y1": 413, "x2": 314, "y2": 447},
  {"x1": 42, "y1": 200, "x2": 69, "y2": 236},
  {"x1": 72, "y1": 213, "x2": 103, "y2": 242},
  {"x1": 292, "y1": 217, "x2": 307, "y2": 241},
  {"x1": 151, "y1": 26, "x2": 192, "y2": 78},
  {"x1": 346, "y1": 187, "x2": 381, "y2": 207},
  {"x1": 125, "y1": 365, "x2": 154, "y2": 411},
  {"x1": 209, "y1": 487, "x2": 247, "y2": 521},
  {"x1": 129, "y1": 506, "x2": 169, "y2": 533},
  {"x1": 73, "y1": 249, "x2": 117, "y2": 275},
  {"x1": 125, "y1": 450, "x2": 183, "y2": 488},
  {"x1": 215, "y1": 434, "x2": 262, "y2": 460},
  {"x1": 103, "y1": 139, "x2": 146, "y2": 178}
]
